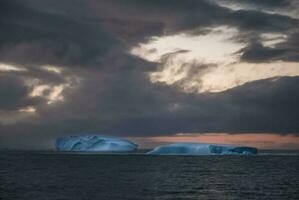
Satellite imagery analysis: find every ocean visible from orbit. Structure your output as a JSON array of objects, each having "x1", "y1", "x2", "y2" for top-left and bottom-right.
[{"x1": 1, "y1": 151, "x2": 299, "y2": 200}]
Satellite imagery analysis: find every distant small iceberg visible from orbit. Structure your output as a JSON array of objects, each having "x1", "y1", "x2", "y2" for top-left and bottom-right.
[
  {"x1": 147, "y1": 142, "x2": 258, "y2": 155},
  {"x1": 56, "y1": 135, "x2": 138, "y2": 152}
]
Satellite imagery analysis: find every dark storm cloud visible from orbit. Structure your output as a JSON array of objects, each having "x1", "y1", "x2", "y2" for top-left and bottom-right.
[
  {"x1": 211, "y1": 1, "x2": 299, "y2": 64},
  {"x1": 240, "y1": 32, "x2": 299, "y2": 63},
  {"x1": 0, "y1": 0, "x2": 117, "y2": 68},
  {"x1": 92, "y1": 0, "x2": 299, "y2": 65},
  {"x1": 239, "y1": 0, "x2": 290, "y2": 7},
  {"x1": 95, "y1": 0, "x2": 298, "y2": 37},
  {"x1": 218, "y1": 77, "x2": 299, "y2": 133},
  {"x1": 0, "y1": 0, "x2": 298, "y2": 66},
  {"x1": 227, "y1": 10, "x2": 297, "y2": 33},
  {"x1": 0, "y1": 73, "x2": 42, "y2": 111},
  {"x1": 214, "y1": 0, "x2": 291, "y2": 8},
  {"x1": 0, "y1": 0, "x2": 299, "y2": 149},
  {"x1": 2, "y1": 76, "x2": 299, "y2": 149},
  {"x1": 240, "y1": 42, "x2": 287, "y2": 62}
]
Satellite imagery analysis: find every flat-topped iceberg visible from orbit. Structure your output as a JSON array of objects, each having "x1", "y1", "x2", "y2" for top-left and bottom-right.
[
  {"x1": 56, "y1": 135, "x2": 138, "y2": 152},
  {"x1": 147, "y1": 143, "x2": 257, "y2": 155}
]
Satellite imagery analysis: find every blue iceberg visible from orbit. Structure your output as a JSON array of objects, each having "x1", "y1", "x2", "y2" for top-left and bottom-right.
[
  {"x1": 56, "y1": 135, "x2": 138, "y2": 152},
  {"x1": 147, "y1": 143, "x2": 257, "y2": 155}
]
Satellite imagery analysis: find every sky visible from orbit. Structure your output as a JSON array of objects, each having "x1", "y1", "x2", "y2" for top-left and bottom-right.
[{"x1": 0, "y1": 0, "x2": 299, "y2": 150}]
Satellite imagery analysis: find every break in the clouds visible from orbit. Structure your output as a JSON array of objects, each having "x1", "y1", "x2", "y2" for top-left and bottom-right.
[
  {"x1": 131, "y1": 26, "x2": 299, "y2": 92},
  {"x1": 0, "y1": 0, "x2": 299, "y2": 149}
]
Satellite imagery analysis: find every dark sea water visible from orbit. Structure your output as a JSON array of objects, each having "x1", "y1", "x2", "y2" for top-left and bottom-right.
[{"x1": 1, "y1": 151, "x2": 299, "y2": 200}]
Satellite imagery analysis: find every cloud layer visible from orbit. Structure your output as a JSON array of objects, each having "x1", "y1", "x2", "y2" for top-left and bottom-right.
[{"x1": 0, "y1": 0, "x2": 299, "y2": 149}]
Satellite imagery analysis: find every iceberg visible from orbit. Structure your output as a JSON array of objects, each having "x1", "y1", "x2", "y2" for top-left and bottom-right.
[
  {"x1": 56, "y1": 135, "x2": 138, "y2": 152},
  {"x1": 147, "y1": 143, "x2": 257, "y2": 155}
]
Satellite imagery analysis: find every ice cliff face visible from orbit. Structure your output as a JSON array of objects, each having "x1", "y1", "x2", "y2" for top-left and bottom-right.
[
  {"x1": 56, "y1": 135, "x2": 138, "y2": 152},
  {"x1": 147, "y1": 143, "x2": 257, "y2": 155}
]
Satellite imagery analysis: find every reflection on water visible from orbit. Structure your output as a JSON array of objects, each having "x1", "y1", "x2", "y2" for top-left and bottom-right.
[{"x1": 0, "y1": 151, "x2": 299, "y2": 200}]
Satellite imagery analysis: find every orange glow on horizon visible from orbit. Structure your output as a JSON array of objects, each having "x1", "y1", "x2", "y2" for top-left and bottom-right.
[{"x1": 128, "y1": 133, "x2": 299, "y2": 149}]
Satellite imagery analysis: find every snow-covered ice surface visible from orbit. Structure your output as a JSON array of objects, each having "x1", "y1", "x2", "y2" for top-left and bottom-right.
[
  {"x1": 147, "y1": 143, "x2": 258, "y2": 155},
  {"x1": 56, "y1": 135, "x2": 138, "y2": 152}
]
